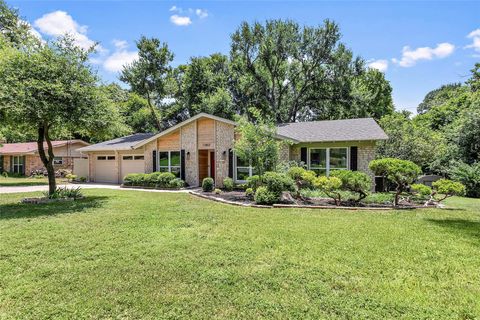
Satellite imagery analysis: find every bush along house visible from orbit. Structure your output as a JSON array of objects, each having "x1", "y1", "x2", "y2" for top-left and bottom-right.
[
  {"x1": 0, "y1": 140, "x2": 90, "y2": 176},
  {"x1": 77, "y1": 113, "x2": 388, "y2": 187}
]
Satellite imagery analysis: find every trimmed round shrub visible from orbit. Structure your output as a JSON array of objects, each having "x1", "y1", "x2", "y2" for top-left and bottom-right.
[
  {"x1": 202, "y1": 177, "x2": 214, "y2": 192},
  {"x1": 156, "y1": 172, "x2": 176, "y2": 188},
  {"x1": 313, "y1": 176, "x2": 343, "y2": 205},
  {"x1": 254, "y1": 186, "x2": 278, "y2": 205},
  {"x1": 432, "y1": 179, "x2": 466, "y2": 201},
  {"x1": 245, "y1": 187, "x2": 254, "y2": 199},
  {"x1": 223, "y1": 177, "x2": 234, "y2": 191},
  {"x1": 169, "y1": 178, "x2": 185, "y2": 189},
  {"x1": 246, "y1": 175, "x2": 261, "y2": 191},
  {"x1": 214, "y1": 188, "x2": 222, "y2": 194},
  {"x1": 123, "y1": 173, "x2": 144, "y2": 186},
  {"x1": 411, "y1": 183, "x2": 432, "y2": 197},
  {"x1": 330, "y1": 170, "x2": 372, "y2": 202},
  {"x1": 261, "y1": 171, "x2": 296, "y2": 195}
]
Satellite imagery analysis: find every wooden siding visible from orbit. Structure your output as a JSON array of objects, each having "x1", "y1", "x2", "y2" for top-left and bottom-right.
[
  {"x1": 157, "y1": 130, "x2": 180, "y2": 150},
  {"x1": 198, "y1": 149, "x2": 209, "y2": 182},
  {"x1": 197, "y1": 118, "x2": 215, "y2": 149}
]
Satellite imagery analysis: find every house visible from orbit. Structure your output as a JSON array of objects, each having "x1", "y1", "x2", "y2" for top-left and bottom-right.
[
  {"x1": 77, "y1": 113, "x2": 388, "y2": 187},
  {"x1": 0, "y1": 140, "x2": 90, "y2": 176}
]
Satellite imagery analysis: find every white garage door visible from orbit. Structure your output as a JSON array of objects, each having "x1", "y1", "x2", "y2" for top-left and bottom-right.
[
  {"x1": 120, "y1": 155, "x2": 145, "y2": 182},
  {"x1": 94, "y1": 155, "x2": 117, "y2": 183}
]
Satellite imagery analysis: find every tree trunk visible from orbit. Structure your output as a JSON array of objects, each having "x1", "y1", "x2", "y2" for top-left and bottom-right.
[
  {"x1": 37, "y1": 125, "x2": 56, "y2": 195},
  {"x1": 394, "y1": 186, "x2": 401, "y2": 206},
  {"x1": 146, "y1": 91, "x2": 162, "y2": 131}
]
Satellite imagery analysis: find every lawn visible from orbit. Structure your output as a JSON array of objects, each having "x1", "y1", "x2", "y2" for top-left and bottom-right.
[
  {"x1": 0, "y1": 190, "x2": 479, "y2": 319},
  {"x1": 0, "y1": 176, "x2": 67, "y2": 187}
]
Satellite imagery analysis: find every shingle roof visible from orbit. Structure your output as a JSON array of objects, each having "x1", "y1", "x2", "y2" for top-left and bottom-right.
[
  {"x1": 276, "y1": 118, "x2": 388, "y2": 142},
  {"x1": 0, "y1": 140, "x2": 88, "y2": 155},
  {"x1": 77, "y1": 133, "x2": 155, "y2": 152}
]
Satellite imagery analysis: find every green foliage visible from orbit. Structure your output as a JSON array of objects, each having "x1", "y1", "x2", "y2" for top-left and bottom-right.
[
  {"x1": 261, "y1": 171, "x2": 296, "y2": 195},
  {"x1": 417, "y1": 83, "x2": 463, "y2": 114},
  {"x1": 123, "y1": 173, "x2": 145, "y2": 186},
  {"x1": 0, "y1": 0, "x2": 39, "y2": 48},
  {"x1": 202, "y1": 177, "x2": 214, "y2": 192},
  {"x1": 369, "y1": 158, "x2": 422, "y2": 206},
  {"x1": 287, "y1": 166, "x2": 316, "y2": 197},
  {"x1": 234, "y1": 112, "x2": 284, "y2": 175},
  {"x1": 223, "y1": 177, "x2": 234, "y2": 191},
  {"x1": 432, "y1": 179, "x2": 466, "y2": 201},
  {"x1": 65, "y1": 174, "x2": 77, "y2": 182},
  {"x1": 254, "y1": 186, "x2": 278, "y2": 205},
  {"x1": 312, "y1": 176, "x2": 343, "y2": 205},
  {"x1": 214, "y1": 188, "x2": 222, "y2": 195},
  {"x1": 120, "y1": 36, "x2": 174, "y2": 131},
  {"x1": 169, "y1": 178, "x2": 185, "y2": 189},
  {"x1": 43, "y1": 186, "x2": 83, "y2": 199},
  {"x1": 246, "y1": 175, "x2": 261, "y2": 191},
  {"x1": 245, "y1": 187, "x2": 254, "y2": 199},
  {"x1": 154, "y1": 172, "x2": 176, "y2": 188},
  {"x1": 449, "y1": 162, "x2": 480, "y2": 198},
  {"x1": 330, "y1": 170, "x2": 371, "y2": 202},
  {"x1": 411, "y1": 184, "x2": 432, "y2": 197}
]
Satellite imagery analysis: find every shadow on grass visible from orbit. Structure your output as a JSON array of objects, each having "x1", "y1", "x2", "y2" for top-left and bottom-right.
[
  {"x1": 426, "y1": 218, "x2": 480, "y2": 240},
  {"x1": 0, "y1": 196, "x2": 108, "y2": 220}
]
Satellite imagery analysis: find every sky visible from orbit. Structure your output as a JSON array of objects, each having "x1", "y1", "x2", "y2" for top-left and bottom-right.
[{"x1": 8, "y1": 0, "x2": 480, "y2": 113}]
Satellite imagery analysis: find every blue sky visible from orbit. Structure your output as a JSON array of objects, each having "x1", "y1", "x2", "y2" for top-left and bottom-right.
[{"x1": 8, "y1": 0, "x2": 480, "y2": 113}]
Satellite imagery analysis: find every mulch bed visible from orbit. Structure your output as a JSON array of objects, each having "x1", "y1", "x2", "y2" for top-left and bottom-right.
[{"x1": 192, "y1": 190, "x2": 438, "y2": 210}]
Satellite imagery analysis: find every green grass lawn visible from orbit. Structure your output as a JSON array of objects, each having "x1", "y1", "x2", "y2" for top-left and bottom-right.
[
  {"x1": 1, "y1": 190, "x2": 479, "y2": 319},
  {"x1": 0, "y1": 176, "x2": 67, "y2": 187}
]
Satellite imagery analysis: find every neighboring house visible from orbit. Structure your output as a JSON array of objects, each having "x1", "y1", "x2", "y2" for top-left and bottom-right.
[
  {"x1": 0, "y1": 140, "x2": 90, "y2": 176},
  {"x1": 77, "y1": 113, "x2": 388, "y2": 187}
]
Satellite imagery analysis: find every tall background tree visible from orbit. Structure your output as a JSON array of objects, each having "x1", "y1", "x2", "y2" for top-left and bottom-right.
[{"x1": 120, "y1": 36, "x2": 174, "y2": 131}]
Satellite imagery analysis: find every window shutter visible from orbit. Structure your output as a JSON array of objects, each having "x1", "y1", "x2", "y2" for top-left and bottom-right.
[
  {"x1": 300, "y1": 147, "x2": 307, "y2": 164},
  {"x1": 228, "y1": 149, "x2": 233, "y2": 178},
  {"x1": 350, "y1": 147, "x2": 358, "y2": 171},
  {"x1": 152, "y1": 150, "x2": 157, "y2": 172},
  {"x1": 180, "y1": 149, "x2": 186, "y2": 181}
]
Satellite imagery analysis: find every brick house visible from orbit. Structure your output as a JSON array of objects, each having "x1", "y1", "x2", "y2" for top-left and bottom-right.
[
  {"x1": 77, "y1": 113, "x2": 387, "y2": 187},
  {"x1": 0, "y1": 140, "x2": 90, "y2": 176}
]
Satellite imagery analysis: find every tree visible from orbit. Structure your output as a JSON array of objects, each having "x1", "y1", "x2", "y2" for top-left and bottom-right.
[
  {"x1": 230, "y1": 19, "x2": 364, "y2": 123},
  {"x1": 350, "y1": 68, "x2": 394, "y2": 120},
  {"x1": 369, "y1": 158, "x2": 421, "y2": 206},
  {"x1": 313, "y1": 176, "x2": 343, "y2": 206},
  {"x1": 0, "y1": 37, "x2": 128, "y2": 194},
  {"x1": 330, "y1": 170, "x2": 371, "y2": 203},
  {"x1": 233, "y1": 109, "x2": 285, "y2": 175},
  {"x1": 120, "y1": 36, "x2": 174, "y2": 131},
  {"x1": 449, "y1": 162, "x2": 480, "y2": 198},
  {"x1": 417, "y1": 83, "x2": 463, "y2": 114},
  {"x1": 0, "y1": 0, "x2": 38, "y2": 47},
  {"x1": 467, "y1": 62, "x2": 480, "y2": 92}
]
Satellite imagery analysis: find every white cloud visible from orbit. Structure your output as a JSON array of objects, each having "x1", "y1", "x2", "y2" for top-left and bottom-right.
[
  {"x1": 367, "y1": 59, "x2": 388, "y2": 72},
  {"x1": 170, "y1": 14, "x2": 192, "y2": 26},
  {"x1": 465, "y1": 28, "x2": 480, "y2": 52},
  {"x1": 33, "y1": 10, "x2": 97, "y2": 50},
  {"x1": 102, "y1": 39, "x2": 138, "y2": 72},
  {"x1": 195, "y1": 9, "x2": 208, "y2": 19},
  {"x1": 169, "y1": 5, "x2": 178, "y2": 12},
  {"x1": 392, "y1": 42, "x2": 455, "y2": 67}
]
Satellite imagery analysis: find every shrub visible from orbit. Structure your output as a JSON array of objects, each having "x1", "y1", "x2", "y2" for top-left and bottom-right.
[
  {"x1": 369, "y1": 158, "x2": 422, "y2": 206},
  {"x1": 123, "y1": 173, "x2": 144, "y2": 186},
  {"x1": 246, "y1": 175, "x2": 261, "y2": 191},
  {"x1": 287, "y1": 167, "x2": 316, "y2": 198},
  {"x1": 313, "y1": 176, "x2": 343, "y2": 205},
  {"x1": 223, "y1": 177, "x2": 234, "y2": 191},
  {"x1": 1, "y1": 172, "x2": 8, "y2": 178},
  {"x1": 245, "y1": 187, "x2": 254, "y2": 199},
  {"x1": 261, "y1": 171, "x2": 296, "y2": 195},
  {"x1": 254, "y1": 186, "x2": 278, "y2": 205},
  {"x1": 411, "y1": 184, "x2": 432, "y2": 197},
  {"x1": 202, "y1": 177, "x2": 214, "y2": 192},
  {"x1": 145, "y1": 172, "x2": 163, "y2": 186},
  {"x1": 169, "y1": 178, "x2": 185, "y2": 189},
  {"x1": 79, "y1": 176, "x2": 87, "y2": 182},
  {"x1": 330, "y1": 170, "x2": 371, "y2": 203},
  {"x1": 65, "y1": 173, "x2": 77, "y2": 182},
  {"x1": 43, "y1": 186, "x2": 83, "y2": 199},
  {"x1": 449, "y1": 162, "x2": 480, "y2": 198},
  {"x1": 432, "y1": 179, "x2": 466, "y2": 202},
  {"x1": 214, "y1": 188, "x2": 222, "y2": 194},
  {"x1": 156, "y1": 172, "x2": 176, "y2": 188}
]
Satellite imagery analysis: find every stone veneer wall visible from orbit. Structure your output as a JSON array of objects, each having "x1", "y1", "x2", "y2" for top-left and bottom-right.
[
  {"x1": 181, "y1": 121, "x2": 198, "y2": 186},
  {"x1": 3, "y1": 156, "x2": 10, "y2": 173},
  {"x1": 279, "y1": 143, "x2": 291, "y2": 163},
  {"x1": 289, "y1": 145, "x2": 301, "y2": 163},
  {"x1": 215, "y1": 121, "x2": 234, "y2": 187},
  {"x1": 144, "y1": 141, "x2": 156, "y2": 174},
  {"x1": 357, "y1": 144, "x2": 376, "y2": 179}
]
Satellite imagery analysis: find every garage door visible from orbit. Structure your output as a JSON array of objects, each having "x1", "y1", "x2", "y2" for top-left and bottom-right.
[
  {"x1": 120, "y1": 155, "x2": 145, "y2": 182},
  {"x1": 94, "y1": 155, "x2": 117, "y2": 183}
]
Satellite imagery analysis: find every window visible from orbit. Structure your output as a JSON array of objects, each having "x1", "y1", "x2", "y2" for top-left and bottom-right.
[
  {"x1": 234, "y1": 155, "x2": 256, "y2": 182},
  {"x1": 53, "y1": 157, "x2": 63, "y2": 165},
  {"x1": 11, "y1": 156, "x2": 25, "y2": 175},
  {"x1": 123, "y1": 155, "x2": 144, "y2": 161},
  {"x1": 158, "y1": 151, "x2": 181, "y2": 177},
  {"x1": 308, "y1": 148, "x2": 349, "y2": 176},
  {"x1": 97, "y1": 156, "x2": 115, "y2": 161},
  {"x1": 134, "y1": 155, "x2": 144, "y2": 160},
  {"x1": 122, "y1": 156, "x2": 133, "y2": 160},
  {"x1": 107, "y1": 156, "x2": 115, "y2": 160}
]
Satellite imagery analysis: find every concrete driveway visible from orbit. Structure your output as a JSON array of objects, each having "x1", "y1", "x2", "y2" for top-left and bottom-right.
[{"x1": 0, "y1": 183, "x2": 191, "y2": 194}]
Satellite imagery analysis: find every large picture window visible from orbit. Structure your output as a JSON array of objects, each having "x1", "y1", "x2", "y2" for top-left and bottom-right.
[
  {"x1": 11, "y1": 155, "x2": 25, "y2": 175},
  {"x1": 234, "y1": 155, "x2": 256, "y2": 182},
  {"x1": 158, "y1": 151, "x2": 181, "y2": 177},
  {"x1": 308, "y1": 148, "x2": 348, "y2": 176}
]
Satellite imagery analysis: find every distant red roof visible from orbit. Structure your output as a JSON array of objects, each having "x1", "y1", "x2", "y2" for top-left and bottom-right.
[{"x1": 0, "y1": 140, "x2": 88, "y2": 155}]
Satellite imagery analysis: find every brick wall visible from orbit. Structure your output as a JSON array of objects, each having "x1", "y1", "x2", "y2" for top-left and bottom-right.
[
  {"x1": 215, "y1": 121, "x2": 234, "y2": 187},
  {"x1": 181, "y1": 121, "x2": 198, "y2": 186},
  {"x1": 144, "y1": 141, "x2": 156, "y2": 174},
  {"x1": 358, "y1": 144, "x2": 376, "y2": 180},
  {"x1": 279, "y1": 143, "x2": 290, "y2": 163}
]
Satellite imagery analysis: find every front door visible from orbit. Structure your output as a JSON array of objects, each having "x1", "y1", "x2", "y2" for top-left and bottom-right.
[{"x1": 198, "y1": 150, "x2": 209, "y2": 183}]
